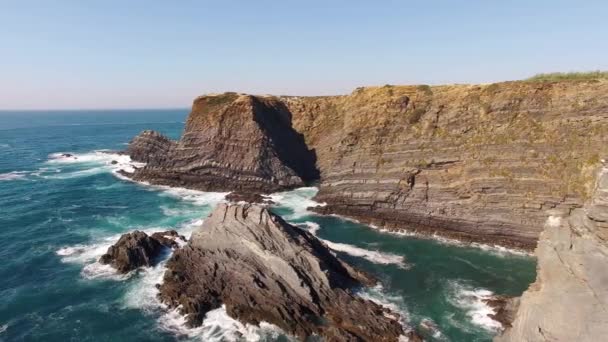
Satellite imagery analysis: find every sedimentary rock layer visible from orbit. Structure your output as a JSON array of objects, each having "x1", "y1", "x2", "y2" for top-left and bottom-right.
[
  {"x1": 496, "y1": 163, "x2": 608, "y2": 341},
  {"x1": 125, "y1": 80, "x2": 608, "y2": 249},
  {"x1": 158, "y1": 203, "x2": 404, "y2": 341},
  {"x1": 282, "y1": 81, "x2": 608, "y2": 249},
  {"x1": 128, "y1": 93, "x2": 318, "y2": 193}
]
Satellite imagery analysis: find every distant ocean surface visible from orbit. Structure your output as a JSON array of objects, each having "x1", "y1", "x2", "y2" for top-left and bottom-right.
[{"x1": 0, "y1": 110, "x2": 536, "y2": 341}]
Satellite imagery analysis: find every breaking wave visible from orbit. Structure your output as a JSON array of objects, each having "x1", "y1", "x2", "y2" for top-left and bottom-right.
[
  {"x1": 446, "y1": 281, "x2": 503, "y2": 332},
  {"x1": 299, "y1": 222, "x2": 408, "y2": 268},
  {"x1": 268, "y1": 187, "x2": 325, "y2": 219}
]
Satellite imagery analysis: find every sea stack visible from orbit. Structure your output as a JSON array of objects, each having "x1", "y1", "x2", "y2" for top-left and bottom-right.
[
  {"x1": 158, "y1": 203, "x2": 405, "y2": 341},
  {"x1": 125, "y1": 93, "x2": 319, "y2": 193}
]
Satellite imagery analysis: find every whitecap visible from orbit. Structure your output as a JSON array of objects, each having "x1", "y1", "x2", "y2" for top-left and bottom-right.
[
  {"x1": 357, "y1": 284, "x2": 411, "y2": 333},
  {"x1": 368, "y1": 226, "x2": 531, "y2": 257},
  {"x1": 446, "y1": 280, "x2": 503, "y2": 332},
  {"x1": 268, "y1": 187, "x2": 325, "y2": 219},
  {"x1": 298, "y1": 222, "x2": 408, "y2": 268},
  {"x1": 0, "y1": 323, "x2": 7, "y2": 333},
  {"x1": 0, "y1": 171, "x2": 28, "y2": 181},
  {"x1": 156, "y1": 186, "x2": 228, "y2": 207}
]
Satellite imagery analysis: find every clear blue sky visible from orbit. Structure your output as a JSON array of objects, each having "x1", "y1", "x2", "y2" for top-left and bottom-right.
[{"x1": 1, "y1": 0, "x2": 607, "y2": 110}]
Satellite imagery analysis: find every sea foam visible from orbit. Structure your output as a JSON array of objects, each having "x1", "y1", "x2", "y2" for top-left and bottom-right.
[
  {"x1": 299, "y1": 222, "x2": 409, "y2": 268},
  {"x1": 447, "y1": 281, "x2": 503, "y2": 332}
]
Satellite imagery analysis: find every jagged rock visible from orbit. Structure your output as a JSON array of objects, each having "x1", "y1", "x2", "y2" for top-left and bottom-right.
[
  {"x1": 110, "y1": 160, "x2": 118, "y2": 165},
  {"x1": 496, "y1": 163, "x2": 608, "y2": 341},
  {"x1": 127, "y1": 130, "x2": 176, "y2": 164},
  {"x1": 482, "y1": 296, "x2": 519, "y2": 329},
  {"x1": 99, "y1": 230, "x2": 184, "y2": 273},
  {"x1": 224, "y1": 192, "x2": 274, "y2": 204},
  {"x1": 158, "y1": 204, "x2": 404, "y2": 341},
  {"x1": 126, "y1": 93, "x2": 319, "y2": 194}
]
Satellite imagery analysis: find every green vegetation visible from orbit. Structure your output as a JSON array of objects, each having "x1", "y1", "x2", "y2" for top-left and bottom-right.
[
  {"x1": 205, "y1": 92, "x2": 239, "y2": 106},
  {"x1": 526, "y1": 71, "x2": 608, "y2": 82},
  {"x1": 417, "y1": 84, "x2": 433, "y2": 96}
]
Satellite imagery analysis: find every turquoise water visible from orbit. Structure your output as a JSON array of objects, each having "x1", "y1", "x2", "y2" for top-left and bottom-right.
[{"x1": 0, "y1": 110, "x2": 536, "y2": 341}]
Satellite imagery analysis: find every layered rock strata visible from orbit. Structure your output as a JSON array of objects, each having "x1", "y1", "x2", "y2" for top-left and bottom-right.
[
  {"x1": 158, "y1": 203, "x2": 404, "y2": 341},
  {"x1": 126, "y1": 93, "x2": 318, "y2": 193},
  {"x1": 124, "y1": 80, "x2": 608, "y2": 249},
  {"x1": 496, "y1": 163, "x2": 608, "y2": 341}
]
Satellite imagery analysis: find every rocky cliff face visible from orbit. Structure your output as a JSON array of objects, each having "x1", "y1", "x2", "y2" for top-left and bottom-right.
[
  {"x1": 125, "y1": 80, "x2": 608, "y2": 249},
  {"x1": 159, "y1": 203, "x2": 405, "y2": 341},
  {"x1": 495, "y1": 163, "x2": 608, "y2": 341},
  {"x1": 128, "y1": 93, "x2": 318, "y2": 193},
  {"x1": 283, "y1": 81, "x2": 608, "y2": 249}
]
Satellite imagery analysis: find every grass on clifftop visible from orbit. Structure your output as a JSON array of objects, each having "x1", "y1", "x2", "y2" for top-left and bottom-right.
[{"x1": 526, "y1": 71, "x2": 608, "y2": 82}]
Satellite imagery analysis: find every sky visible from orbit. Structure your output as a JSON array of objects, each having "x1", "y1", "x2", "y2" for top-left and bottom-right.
[{"x1": 1, "y1": 0, "x2": 607, "y2": 110}]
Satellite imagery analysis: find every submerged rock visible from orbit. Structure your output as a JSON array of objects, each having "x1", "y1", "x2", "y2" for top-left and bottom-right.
[
  {"x1": 158, "y1": 203, "x2": 404, "y2": 341},
  {"x1": 99, "y1": 230, "x2": 185, "y2": 273}
]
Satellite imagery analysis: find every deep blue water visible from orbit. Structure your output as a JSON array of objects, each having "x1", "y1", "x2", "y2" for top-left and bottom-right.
[{"x1": 0, "y1": 110, "x2": 535, "y2": 341}]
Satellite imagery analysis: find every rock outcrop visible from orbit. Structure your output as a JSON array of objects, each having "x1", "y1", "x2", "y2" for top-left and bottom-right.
[
  {"x1": 125, "y1": 80, "x2": 608, "y2": 249},
  {"x1": 126, "y1": 93, "x2": 319, "y2": 193},
  {"x1": 158, "y1": 204, "x2": 404, "y2": 341},
  {"x1": 496, "y1": 162, "x2": 608, "y2": 341},
  {"x1": 127, "y1": 130, "x2": 176, "y2": 163},
  {"x1": 99, "y1": 230, "x2": 185, "y2": 273}
]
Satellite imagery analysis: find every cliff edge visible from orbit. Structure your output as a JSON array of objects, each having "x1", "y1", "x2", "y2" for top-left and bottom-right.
[{"x1": 496, "y1": 162, "x2": 608, "y2": 341}]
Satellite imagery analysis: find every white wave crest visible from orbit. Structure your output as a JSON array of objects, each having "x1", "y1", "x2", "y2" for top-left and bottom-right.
[
  {"x1": 368, "y1": 226, "x2": 531, "y2": 257},
  {"x1": 299, "y1": 222, "x2": 408, "y2": 268},
  {"x1": 268, "y1": 187, "x2": 325, "y2": 219},
  {"x1": 156, "y1": 186, "x2": 228, "y2": 207},
  {"x1": 0, "y1": 171, "x2": 28, "y2": 181},
  {"x1": 447, "y1": 281, "x2": 503, "y2": 332},
  {"x1": 45, "y1": 151, "x2": 145, "y2": 180},
  {"x1": 358, "y1": 284, "x2": 411, "y2": 335}
]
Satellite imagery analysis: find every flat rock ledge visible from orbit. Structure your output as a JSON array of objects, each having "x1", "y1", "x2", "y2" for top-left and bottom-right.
[
  {"x1": 158, "y1": 203, "x2": 405, "y2": 341},
  {"x1": 99, "y1": 230, "x2": 186, "y2": 273}
]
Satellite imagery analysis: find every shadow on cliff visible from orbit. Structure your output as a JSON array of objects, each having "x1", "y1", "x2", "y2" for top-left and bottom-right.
[{"x1": 251, "y1": 97, "x2": 320, "y2": 183}]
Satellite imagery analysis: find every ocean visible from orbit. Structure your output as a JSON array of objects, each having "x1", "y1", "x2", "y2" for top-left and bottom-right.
[{"x1": 0, "y1": 110, "x2": 536, "y2": 341}]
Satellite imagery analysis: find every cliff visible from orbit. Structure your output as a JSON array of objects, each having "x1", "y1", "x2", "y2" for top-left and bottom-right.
[
  {"x1": 126, "y1": 79, "x2": 608, "y2": 249},
  {"x1": 284, "y1": 81, "x2": 608, "y2": 249},
  {"x1": 128, "y1": 93, "x2": 318, "y2": 193},
  {"x1": 496, "y1": 162, "x2": 608, "y2": 341}
]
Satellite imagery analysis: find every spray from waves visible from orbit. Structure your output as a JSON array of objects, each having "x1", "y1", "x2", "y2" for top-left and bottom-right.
[
  {"x1": 45, "y1": 150, "x2": 229, "y2": 208},
  {"x1": 268, "y1": 187, "x2": 325, "y2": 219},
  {"x1": 446, "y1": 280, "x2": 503, "y2": 332},
  {"x1": 55, "y1": 218, "x2": 202, "y2": 280},
  {"x1": 123, "y1": 261, "x2": 288, "y2": 341},
  {"x1": 298, "y1": 222, "x2": 408, "y2": 269}
]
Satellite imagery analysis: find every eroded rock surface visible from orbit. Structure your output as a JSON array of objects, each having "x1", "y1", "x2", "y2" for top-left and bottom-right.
[
  {"x1": 127, "y1": 93, "x2": 319, "y2": 193},
  {"x1": 496, "y1": 163, "x2": 608, "y2": 341},
  {"x1": 125, "y1": 81, "x2": 608, "y2": 249},
  {"x1": 158, "y1": 204, "x2": 404, "y2": 341},
  {"x1": 99, "y1": 230, "x2": 185, "y2": 273}
]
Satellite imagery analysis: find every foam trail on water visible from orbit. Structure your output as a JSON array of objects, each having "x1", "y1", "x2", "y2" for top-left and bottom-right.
[
  {"x1": 299, "y1": 222, "x2": 408, "y2": 268},
  {"x1": 447, "y1": 281, "x2": 503, "y2": 332},
  {"x1": 268, "y1": 187, "x2": 325, "y2": 218},
  {"x1": 0, "y1": 171, "x2": 28, "y2": 181}
]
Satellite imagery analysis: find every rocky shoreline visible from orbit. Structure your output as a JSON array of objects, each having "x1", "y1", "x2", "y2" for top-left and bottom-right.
[{"x1": 114, "y1": 80, "x2": 608, "y2": 341}]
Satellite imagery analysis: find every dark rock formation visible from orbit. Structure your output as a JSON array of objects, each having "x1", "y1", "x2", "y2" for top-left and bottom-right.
[
  {"x1": 224, "y1": 192, "x2": 274, "y2": 204},
  {"x1": 482, "y1": 296, "x2": 519, "y2": 329},
  {"x1": 127, "y1": 130, "x2": 176, "y2": 164},
  {"x1": 158, "y1": 204, "x2": 404, "y2": 341},
  {"x1": 126, "y1": 93, "x2": 319, "y2": 193},
  {"x1": 99, "y1": 230, "x2": 185, "y2": 273}
]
